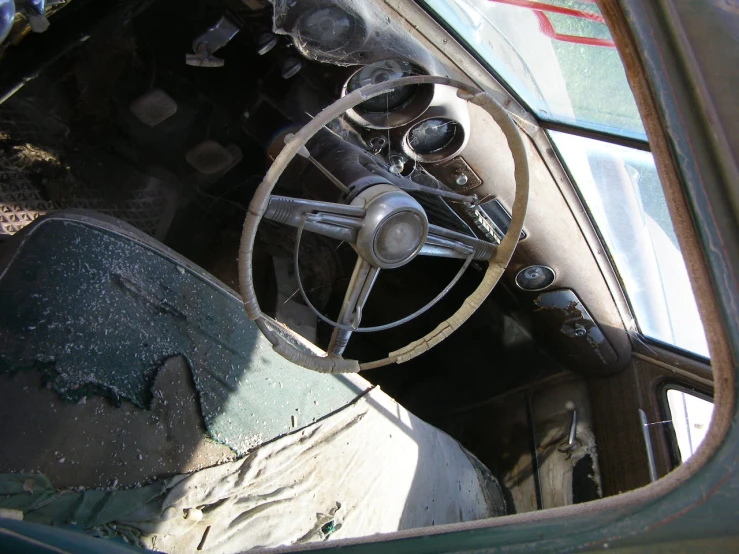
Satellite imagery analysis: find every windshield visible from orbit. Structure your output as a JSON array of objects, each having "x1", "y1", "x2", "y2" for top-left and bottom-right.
[{"x1": 423, "y1": 0, "x2": 645, "y2": 139}]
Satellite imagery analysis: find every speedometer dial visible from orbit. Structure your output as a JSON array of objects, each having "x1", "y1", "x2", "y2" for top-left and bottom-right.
[
  {"x1": 346, "y1": 60, "x2": 418, "y2": 113},
  {"x1": 406, "y1": 118, "x2": 460, "y2": 154}
]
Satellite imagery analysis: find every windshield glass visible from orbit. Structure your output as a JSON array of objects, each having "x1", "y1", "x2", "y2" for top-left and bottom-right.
[
  {"x1": 549, "y1": 131, "x2": 708, "y2": 358},
  {"x1": 423, "y1": 0, "x2": 646, "y2": 139}
]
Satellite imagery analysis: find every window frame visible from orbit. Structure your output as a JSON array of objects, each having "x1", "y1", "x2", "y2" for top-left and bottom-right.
[{"x1": 659, "y1": 383, "x2": 714, "y2": 469}]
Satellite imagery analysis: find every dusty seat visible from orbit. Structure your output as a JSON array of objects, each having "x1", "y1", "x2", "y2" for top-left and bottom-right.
[{"x1": 0, "y1": 211, "x2": 505, "y2": 551}]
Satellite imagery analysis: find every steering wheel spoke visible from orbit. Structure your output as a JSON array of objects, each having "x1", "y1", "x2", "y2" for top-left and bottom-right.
[
  {"x1": 420, "y1": 224, "x2": 496, "y2": 261},
  {"x1": 264, "y1": 195, "x2": 365, "y2": 244},
  {"x1": 327, "y1": 258, "x2": 380, "y2": 356}
]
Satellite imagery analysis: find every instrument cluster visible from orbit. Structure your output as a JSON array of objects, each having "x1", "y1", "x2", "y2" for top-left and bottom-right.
[{"x1": 342, "y1": 60, "x2": 470, "y2": 165}]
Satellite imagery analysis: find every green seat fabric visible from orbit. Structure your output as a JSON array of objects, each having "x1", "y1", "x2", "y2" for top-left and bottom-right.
[{"x1": 0, "y1": 212, "x2": 368, "y2": 454}]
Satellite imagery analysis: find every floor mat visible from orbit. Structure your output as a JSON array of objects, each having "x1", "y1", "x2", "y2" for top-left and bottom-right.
[{"x1": 0, "y1": 99, "x2": 179, "y2": 240}]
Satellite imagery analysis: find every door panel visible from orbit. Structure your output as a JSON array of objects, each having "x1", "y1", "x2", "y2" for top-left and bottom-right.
[{"x1": 589, "y1": 341, "x2": 712, "y2": 496}]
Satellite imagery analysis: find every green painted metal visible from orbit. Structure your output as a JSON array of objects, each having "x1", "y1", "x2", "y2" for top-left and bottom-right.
[{"x1": 1, "y1": 0, "x2": 737, "y2": 552}]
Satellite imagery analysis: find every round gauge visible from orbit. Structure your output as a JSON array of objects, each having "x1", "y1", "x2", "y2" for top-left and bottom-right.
[
  {"x1": 295, "y1": 6, "x2": 359, "y2": 54},
  {"x1": 343, "y1": 60, "x2": 435, "y2": 129},
  {"x1": 515, "y1": 265, "x2": 556, "y2": 291},
  {"x1": 406, "y1": 118, "x2": 460, "y2": 155},
  {"x1": 346, "y1": 60, "x2": 419, "y2": 113}
]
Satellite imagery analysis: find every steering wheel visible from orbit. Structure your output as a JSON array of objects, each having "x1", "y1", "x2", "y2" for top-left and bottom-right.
[{"x1": 239, "y1": 76, "x2": 529, "y2": 373}]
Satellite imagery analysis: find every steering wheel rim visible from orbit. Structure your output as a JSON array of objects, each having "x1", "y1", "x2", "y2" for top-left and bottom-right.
[{"x1": 239, "y1": 75, "x2": 530, "y2": 373}]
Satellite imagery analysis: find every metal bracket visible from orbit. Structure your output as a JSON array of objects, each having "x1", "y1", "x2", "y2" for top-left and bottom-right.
[
  {"x1": 186, "y1": 16, "x2": 240, "y2": 68},
  {"x1": 434, "y1": 156, "x2": 482, "y2": 193}
]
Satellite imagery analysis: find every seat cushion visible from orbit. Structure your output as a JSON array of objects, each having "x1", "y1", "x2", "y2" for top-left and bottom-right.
[
  {"x1": 0, "y1": 211, "x2": 506, "y2": 551},
  {"x1": 0, "y1": 212, "x2": 368, "y2": 458},
  {"x1": 1, "y1": 386, "x2": 505, "y2": 551}
]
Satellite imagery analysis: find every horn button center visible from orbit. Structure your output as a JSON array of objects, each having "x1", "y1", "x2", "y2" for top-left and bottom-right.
[{"x1": 353, "y1": 186, "x2": 429, "y2": 269}]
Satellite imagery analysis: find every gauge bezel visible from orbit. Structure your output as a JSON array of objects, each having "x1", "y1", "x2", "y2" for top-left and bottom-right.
[
  {"x1": 342, "y1": 61, "x2": 435, "y2": 130},
  {"x1": 515, "y1": 265, "x2": 557, "y2": 292},
  {"x1": 403, "y1": 116, "x2": 467, "y2": 163},
  {"x1": 399, "y1": 84, "x2": 470, "y2": 164},
  {"x1": 294, "y1": 5, "x2": 369, "y2": 59}
]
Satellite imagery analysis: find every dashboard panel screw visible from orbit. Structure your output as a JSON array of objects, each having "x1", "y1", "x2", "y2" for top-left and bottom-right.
[
  {"x1": 257, "y1": 33, "x2": 278, "y2": 55},
  {"x1": 455, "y1": 173, "x2": 468, "y2": 186},
  {"x1": 282, "y1": 57, "x2": 302, "y2": 79}
]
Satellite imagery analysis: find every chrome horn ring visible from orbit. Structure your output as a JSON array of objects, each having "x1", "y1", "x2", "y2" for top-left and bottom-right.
[{"x1": 239, "y1": 75, "x2": 530, "y2": 373}]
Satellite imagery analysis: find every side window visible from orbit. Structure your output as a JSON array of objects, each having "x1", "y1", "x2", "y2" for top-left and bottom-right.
[{"x1": 665, "y1": 388, "x2": 713, "y2": 463}]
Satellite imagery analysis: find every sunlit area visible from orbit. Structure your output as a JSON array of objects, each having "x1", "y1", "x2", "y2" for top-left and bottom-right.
[
  {"x1": 666, "y1": 389, "x2": 713, "y2": 463},
  {"x1": 549, "y1": 131, "x2": 708, "y2": 357},
  {"x1": 0, "y1": 0, "x2": 723, "y2": 552}
]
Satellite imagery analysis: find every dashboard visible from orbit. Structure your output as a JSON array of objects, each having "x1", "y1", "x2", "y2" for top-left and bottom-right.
[{"x1": 245, "y1": 0, "x2": 632, "y2": 375}]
